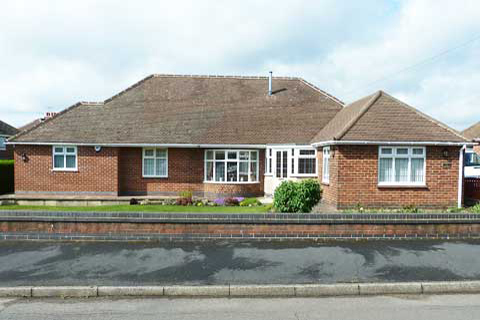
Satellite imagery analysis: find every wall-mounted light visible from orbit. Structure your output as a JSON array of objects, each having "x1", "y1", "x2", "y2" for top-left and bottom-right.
[
  {"x1": 21, "y1": 153, "x2": 28, "y2": 162},
  {"x1": 442, "y1": 148, "x2": 449, "y2": 158},
  {"x1": 94, "y1": 146, "x2": 102, "y2": 152}
]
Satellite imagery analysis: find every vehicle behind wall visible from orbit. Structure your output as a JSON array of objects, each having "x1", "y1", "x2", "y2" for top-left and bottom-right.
[{"x1": 465, "y1": 147, "x2": 480, "y2": 178}]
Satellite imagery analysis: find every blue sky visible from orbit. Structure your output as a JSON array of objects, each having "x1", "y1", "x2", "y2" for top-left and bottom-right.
[{"x1": 0, "y1": 0, "x2": 479, "y2": 131}]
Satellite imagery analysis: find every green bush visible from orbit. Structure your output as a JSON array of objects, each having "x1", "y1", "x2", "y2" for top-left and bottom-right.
[
  {"x1": 273, "y1": 179, "x2": 322, "y2": 213},
  {"x1": 239, "y1": 197, "x2": 261, "y2": 207},
  {"x1": 179, "y1": 191, "x2": 193, "y2": 199},
  {"x1": 0, "y1": 160, "x2": 14, "y2": 195},
  {"x1": 469, "y1": 204, "x2": 480, "y2": 213}
]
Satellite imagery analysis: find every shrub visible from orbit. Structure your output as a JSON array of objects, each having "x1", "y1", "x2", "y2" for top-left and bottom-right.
[
  {"x1": 240, "y1": 197, "x2": 262, "y2": 207},
  {"x1": 470, "y1": 204, "x2": 480, "y2": 213},
  {"x1": 129, "y1": 198, "x2": 139, "y2": 205},
  {"x1": 176, "y1": 197, "x2": 193, "y2": 206},
  {"x1": 224, "y1": 197, "x2": 240, "y2": 206},
  {"x1": 274, "y1": 179, "x2": 322, "y2": 213},
  {"x1": 0, "y1": 160, "x2": 14, "y2": 195},
  {"x1": 179, "y1": 191, "x2": 193, "y2": 199}
]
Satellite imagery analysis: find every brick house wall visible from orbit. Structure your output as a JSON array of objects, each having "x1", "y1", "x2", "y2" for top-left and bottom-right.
[
  {"x1": 15, "y1": 146, "x2": 264, "y2": 198},
  {"x1": 119, "y1": 147, "x2": 264, "y2": 198},
  {"x1": 317, "y1": 146, "x2": 339, "y2": 207},
  {"x1": 318, "y1": 145, "x2": 460, "y2": 209},
  {"x1": 14, "y1": 145, "x2": 119, "y2": 195},
  {"x1": 0, "y1": 145, "x2": 14, "y2": 160}
]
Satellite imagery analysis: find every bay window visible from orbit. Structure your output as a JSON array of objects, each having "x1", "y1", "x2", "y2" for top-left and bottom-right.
[
  {"x1": 53, "y1": 146, "x2": 77, "y2": 171},
  {"x1": 205, "y1": 150, "x2": 259, "y2": 183},
  {"x1": 143, "y1": 148, "x2": 168, "y2": 178},
  {"x1": 378, "y1": 146, "x2": 425, "y2": 186}
]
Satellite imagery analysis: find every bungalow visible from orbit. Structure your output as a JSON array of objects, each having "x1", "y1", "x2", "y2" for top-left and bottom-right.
[
  {"x1": 0, "y1": 120, "x2": 18, "y2": 160},
  {"x1": 462, "y1": 122, "x2": 480, "y2": 154},
  {"x1": 7, "y1": 74, "x2": 472, "y2": 209}
]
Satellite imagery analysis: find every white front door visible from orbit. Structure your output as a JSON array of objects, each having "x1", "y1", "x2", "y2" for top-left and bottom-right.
[{"x1": 275, "y1": 150, "x2": 288, "y2": 179}]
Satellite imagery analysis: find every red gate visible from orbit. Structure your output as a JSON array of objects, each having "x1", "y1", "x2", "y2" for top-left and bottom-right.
[{"x1": 465, "y1": 178, "x2": 480, "y2": 202}]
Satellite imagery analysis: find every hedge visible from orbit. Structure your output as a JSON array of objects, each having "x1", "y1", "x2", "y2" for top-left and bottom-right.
[
  {"x1": 0, "y1": 160, "x2": 14, "y2": 195},
  {"x1": 273, "y1": 179, "x2": 322, "y2": 213}
]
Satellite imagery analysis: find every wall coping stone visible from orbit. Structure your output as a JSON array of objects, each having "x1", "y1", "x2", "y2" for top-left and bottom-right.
[{"x1": 0, "y1": 210, "x2": 479, "y2": 224}]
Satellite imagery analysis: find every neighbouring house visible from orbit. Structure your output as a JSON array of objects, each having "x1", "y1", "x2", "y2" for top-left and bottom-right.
[
  {"x1": 7, "y1": 74, "x2": 473, "y2": 209},
  {"x1": 17, "y1": 113, "x2": 57, "y2": 134},
  {"x1": 462, "y1": 121, "x2": 480, "y2": 154},
  {"x1": 0, "y1": 120, "x2": 18, "y2": 160}
]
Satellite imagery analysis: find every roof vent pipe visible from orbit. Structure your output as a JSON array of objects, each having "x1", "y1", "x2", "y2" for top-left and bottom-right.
[{"x1": 268, "y1": 71, "x2": 272, "y2": 96}]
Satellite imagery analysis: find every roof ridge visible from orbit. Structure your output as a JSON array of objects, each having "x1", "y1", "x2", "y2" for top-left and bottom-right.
[
  {"x1": 297, "y1": 78, "x2": 344, "y2": 106},
  {"x1": 104, "y1": 74, "x2": 155, "y2": 104},
  {"x1": 462, "y1": 121, "x2": 480, "y2": 134},
  {"x1": 8, "y1": 101, "x2": 102, "y2": 142},
  {"x1": 380, "y1": 91, "x2": 469, "y2": 142},
  {"x1": 151, "y1": 74, "x2": 299, "y2": 80},
  {"x1": 335, "y1": 91, "x2": 382, "y2": 140}
]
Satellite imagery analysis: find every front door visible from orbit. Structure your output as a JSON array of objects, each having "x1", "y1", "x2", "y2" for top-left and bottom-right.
[{"x1": 275, "y1": 150, "x2": 288, "y2": 179}]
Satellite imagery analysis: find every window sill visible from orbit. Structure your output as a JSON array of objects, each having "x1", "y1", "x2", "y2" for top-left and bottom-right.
[
  {"x1": 290, "y1": 174, "x2": 318, "y2": 178},
  {"x1": 378, "y1": 184, "x2": 428, "y2": 189},
  {"x1": 321, "y1": 181, "x2": 330, "y2": 186},
  {"x1": 203, "y1": 181, "x2": 260, "y2": 184},
  {"x1": 143, "y1": 176, "x2": 168, "y2": 179},
  {"x1": 52, "y1": 168, "x2": 78, "y2": 172}
]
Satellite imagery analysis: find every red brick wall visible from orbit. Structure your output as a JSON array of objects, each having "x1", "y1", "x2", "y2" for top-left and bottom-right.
[
  {"x1": 0, "y1": 145, "x2": 14, "y2": 160},
  {"x1": 119, "y1": 148, "x2": 264, "y2": 198},
  {"x1": 14, "y1": 145, "x2": 119, "y2": 195},
  {"x1": 320, "y1": 145, "x2": 460, "y2": 209}
]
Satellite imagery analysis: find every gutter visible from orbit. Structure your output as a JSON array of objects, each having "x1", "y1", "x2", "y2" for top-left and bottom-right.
[
  {"x1": 6, "y1": 142, "x2": 267, "y2": 149},
  {"x1": 458, "y1": 144, "x2": 467, "y2": 208},
  {"x1": 311, "y1": 140, "x2": 475, "y2": 147}
]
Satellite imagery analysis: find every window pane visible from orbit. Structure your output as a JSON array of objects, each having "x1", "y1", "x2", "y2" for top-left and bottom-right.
[
  {"x1": 215, "y1": 151, "x2": 225, "y2": 160},
  {"x1": 206, "y1": 151, "x2": 214, "y2": 160},
  {"x1": 54, "y1": 155, "x2": 64, "y2": 168},
  {"x1": 299, "y1": 149, "x2": 315, "y2": 155},
  {"x1": 0, "y1": 138, "x2": 5, "y2": 150},
  {"x1": 144, "y1": 159, "x2": 154, "y2": 176},
  {"x1": 412, "y1": 148, "x2": 424, "y2": 155},
  {"x1": 54, "y1": 147, "x2": 64, "y2": 154},
  {"x1": 411, "y1": 158, "x2": 424, "y2": 183},
  {"x1": 156, "y1": 159, "x2": 167, "y2": 176},
  {"x1": 268, "y1": 158, "x2": 272, "y2": 173},
  {"x1": 379, "y1": 158, "x2": 393, "y2": 182},
  {"x1": 206, "y1": 162, "x2": 213, "y2": 181},
  {"x1": 66, "y1": 155, "x2": 76, "y2": 168},
  {"x1": 381, "y1": 148, "x2": 392, "y2": 155},
  {"x1": 215, "y1": 162, "x2": 225, "y2": 181},
  {"x1": 227, "y1": 151, "x2": 237, "y2": 160},
  {"x1": 299, "y1": 158, "x2": 316, "y2": 174},
  {"x1": 66, "y1": 147, "x2": 75, "y2": 154},
  {"x1": 276, "y1": 152, "x2": 281, "y2": 177},
  {"x1": 144, "y1": 149, "x2": 154, "y2": 157},
  {"x1": 269, "y1": 149, "x2": 272, "y2": 156},
  {"x1": 395, "y1": 158, "x2": 409, "y2": 182},
  {"x1": 250, "y1": 161, "x2": 257, "y2": 181},
  {"x1": 396, "y1": 148, "x2": 408, "y2": 155},
  {"x1": 239, "y1": 151, "x2": 249, "y2": 160},
  {"x1": 227, "y1": 162, "x2": 238, "y2": 181},
  {"x1": 251, "y1": 151, "x2": 257, "y2": 160},
  {"x1": 156, "y1": 149, "x2": 167, "y2": 158},
  {"x1": 282, "y1": 151, "x2": 287, "y2": 178},
  {"x1": 239, "y1": 162, "x2": 248, "y2": 182}
]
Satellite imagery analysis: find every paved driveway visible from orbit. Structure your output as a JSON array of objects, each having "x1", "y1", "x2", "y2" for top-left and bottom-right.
[{"x1": 0, "y1": 240, "x2": 480, "y2": 286}]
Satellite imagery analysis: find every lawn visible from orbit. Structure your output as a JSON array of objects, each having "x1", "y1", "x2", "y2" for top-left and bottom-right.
[{"x1": 0, "y1": 204, "x2": 272, "y2": 213}]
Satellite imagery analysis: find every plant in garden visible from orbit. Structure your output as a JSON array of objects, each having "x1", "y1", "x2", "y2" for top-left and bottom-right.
[
  {"x1": 176, "y1": 197, "x2": 193, "y2": 206},
  {"x1": 273, "y1": 179, "x2": 322, "y2": 213},
  {"x1": 224, "y1": 197, "x2": 240, "y2": 206},
  {"x1": 239, "y1": 197, "x2": 262, "y2": 207}
]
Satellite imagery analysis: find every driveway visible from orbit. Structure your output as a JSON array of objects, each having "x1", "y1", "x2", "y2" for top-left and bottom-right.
[{"x1": 0, "y1": 240, "x2": 480, "y2": 286}]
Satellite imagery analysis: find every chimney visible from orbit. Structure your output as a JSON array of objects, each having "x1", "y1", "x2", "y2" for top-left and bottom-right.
[{"x1": 268, "y1": 71, "x2": 272, "y2": 96}]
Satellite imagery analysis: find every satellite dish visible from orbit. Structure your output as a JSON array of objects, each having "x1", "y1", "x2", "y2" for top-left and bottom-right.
[{"x1": 94, "y1": 146, "x2": 102, "y2": 152}]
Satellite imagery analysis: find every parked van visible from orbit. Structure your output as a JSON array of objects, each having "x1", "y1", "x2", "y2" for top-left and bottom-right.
[{"x1": 465, "y1": 147, "x2": 480, "y2": 178}]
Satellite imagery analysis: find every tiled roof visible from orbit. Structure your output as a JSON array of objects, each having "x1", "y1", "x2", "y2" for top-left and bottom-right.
[
  {"x1": 11, "y1": 74, "x2": 343, "y2": 145},
  {"x1": 462, "y1": 122, "x2": 480, "y2": 141},
  {"x1": 0, "y1": 120, "x2": 18, "y2": 136},
  {"x1": 311, "y1": 91, "x2": 468, "y2": 144}
]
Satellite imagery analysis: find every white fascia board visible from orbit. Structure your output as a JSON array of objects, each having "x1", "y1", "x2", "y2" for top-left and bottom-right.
[
  {"x1": 6, "y1": 141, "x2": 267, "y2": 149},
  {"x1": 311, "y1": 140, "x2": 474, "y2": 147},
  {"x1": 266, "y1": 144, "x2": 314, "y2": 149}
]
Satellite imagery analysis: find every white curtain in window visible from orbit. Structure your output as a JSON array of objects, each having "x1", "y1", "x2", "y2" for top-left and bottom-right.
[
  {"x1": 395, "y1": 158, "x2": 409, "y2": 182},
  {"x1": 379, "y1": 158, "x2": 393, "y2": 182},
  {"x1": 155, "y1": 159, "x2": 167, "y2": 176},
  {"x1": 410, "y1": 158, "x2": 424, "y2": 183},
  {"x1": 144, "y1": 159, "x2": 154, "y2": 176}
]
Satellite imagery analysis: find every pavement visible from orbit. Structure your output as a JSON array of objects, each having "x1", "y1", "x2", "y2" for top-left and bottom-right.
[
  {"x1": 1, "y1": 240, "x2": 480, "y2": 286},
  {"x1": 1, "y1": 294, "x2": 480, "y2": 320}
]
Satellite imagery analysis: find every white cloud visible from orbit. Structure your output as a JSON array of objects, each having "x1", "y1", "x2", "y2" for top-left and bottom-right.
[{"x1": 0, "y1": 0, "x2": 479, "y2": 131}]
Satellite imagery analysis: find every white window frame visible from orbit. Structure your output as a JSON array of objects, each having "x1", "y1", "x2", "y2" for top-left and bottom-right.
[
  {"x1": 294, "y1": 148, "x2": 318, "y2": 177},
  {"x1": 266, "y1": 146, "x2": 317, "y2": 178},
  {"x1": 52, "y1": 146, "x2": 78, "y2": 171},
  {"x1": 142, "y1": 148, "x2": 168, "y2": 178},
  {"x1": 204, "y1": 149, "x2": 259, "y2": 184},
  {"x1": 265, "y1": 148, "x2": 273, "y2": 175},
  {"x1": 378, "y1": 146, "x2": 426, "y2": 187},
  {"x1": 322, "y1": 146, "x2": 330, "y2": 184},
  {"x1": 0, "y1": 136, "x2": 6, "y2": 151}
]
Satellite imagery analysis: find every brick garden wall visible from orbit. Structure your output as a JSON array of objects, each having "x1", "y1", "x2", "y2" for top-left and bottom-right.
[
  {"x1": 14, "y1": 145, "x2": 119, "y2": 195},
  {"x1": 318, "y1": 145, "x2": 460, "y2": 209}
]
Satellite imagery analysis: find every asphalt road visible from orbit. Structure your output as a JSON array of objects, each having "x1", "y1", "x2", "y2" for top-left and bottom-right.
[
  {"x1": 1, "y1": 295, "x2": 480, "y2": 320},
  {"x1": 1, "y1": 240, "x2": 480, "y2": 286}
]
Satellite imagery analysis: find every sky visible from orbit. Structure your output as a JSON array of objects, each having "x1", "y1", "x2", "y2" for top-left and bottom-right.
[{"x1": 0, "y1": 0, "x2": 479, "y2": 131}]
